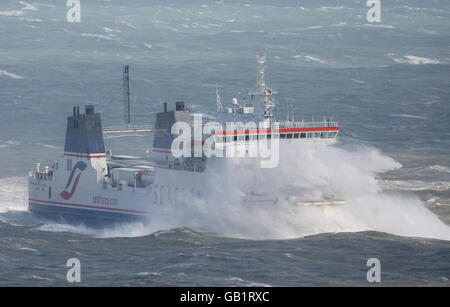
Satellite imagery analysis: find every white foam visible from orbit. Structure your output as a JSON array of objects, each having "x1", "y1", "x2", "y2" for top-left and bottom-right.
[
  {"x1": 19, "y1": 1, "x2": 38, "y2": 11},
  {"x1": 390, "y1": 114, "x2": 428, "y2": 119},
  {"x1": 81, "y1": 33, "x2": 117, "y2": 41},
  {"x1": 0, "y1": 10, "x2": 25, "y2": 16},
  {"x1": 4, "y1": 145, "x2": 448, "y2": 241},
  {"x1": 306, "y1": 25, "x2": 323, "y2": 30},
  {"x1": 148, "y1": 144, "x2": 449, "y2": 241},
  {"x1": 37, "y1": 220, "x2": 167, "y2": 239},
  {"x1": 0, "y1": 177, "x2": 28, "y2": 213},
  {"x1": 303, "y1": 55, "x2": 329, "y2": 65},
  {"x1": 31, "y1": 275, "x2": 52, "y2": 281},
  {"x1": 102, "y1": 27, "x2": 121, "y2": 33},
  {"x1": 18, "y1": 17, "x2": 42, "y2": 22},
  {"x1": 33, "y1": 3, "x2": 55, "y2": 8},
  {"x1": 331, "y1": 22, "x2": 347, "y2": 27},
  {"x1": 296, "y1": 22, "x2": 346, "y2": 32},
  {"x1": 0, "y1": 70, "x2": 24, "y2": 79},
  {"x1": 115, "y1": 19, "x2": 138, "y2": 29},
  {"x1": 381, "y1": 180, "x2": 450, "y2": 192},
  {"x1": 137, "y1": 272, "x2": 162, "y2": 277},
  {"x1": 392, "y1": 55, "x2": 441, "y2": 65},
  {"x1": 364, "y1": 24, "x2": 395, "y2": 29},
  {"x1": 6, "y1": 140, "x2": 21, "y2": 145},
  {"x1": 351, "y1": 79, "x2": 367, "y2": 84},
  {"x1": 20, "y1": 247, "x2": 39, "y2": 253},
  {"x1": 318, "y1": 6, "x2": 345, "y2": 11},
  {"x1": 430, "y1": 165, "x2": 450, "y2": 174}
]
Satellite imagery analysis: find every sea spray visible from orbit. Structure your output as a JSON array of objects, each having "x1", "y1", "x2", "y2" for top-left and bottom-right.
[
  {"x1": 1, "y1": 144, "x2": 449, "y2": 240},
  {"x1": 151, "y1": 142, "x2": 450, "y2": 240}
]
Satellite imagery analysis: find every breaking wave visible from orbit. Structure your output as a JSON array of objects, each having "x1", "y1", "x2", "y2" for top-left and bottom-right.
[
  {"x1": 0, "y1": 70, "x2": 24, "y2": 79},
  {"x1": 180, "y1": 143, "x2": 450, "y2": 240},
  {"x1": 0, "y1": 144, "x2": 449, "y2": 241},
  {"x1": 0, "y1": 177, "x2": 28, "y2": 214},
  {"x1": 381, "y1": 179, "x2": 450, "y2": 192},
  {"x1": 391, "y1": 55, "x2": 441, "y2": 65}
]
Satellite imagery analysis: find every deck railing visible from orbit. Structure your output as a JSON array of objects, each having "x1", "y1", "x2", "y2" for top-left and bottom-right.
[
  {"x1": 29, "y1": 171, "x2": 53, "y2": 181},
  {"x1": 102, "y1": 125, "x2": 157, "y2": 134},
  {"x1": 277, "y1": 120, "x2": 339, "y2": 128}
]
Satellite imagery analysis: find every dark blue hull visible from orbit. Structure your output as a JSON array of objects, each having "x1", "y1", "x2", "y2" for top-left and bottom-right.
[{"x1": 29, "y1": 201, "x2": 147, "y2": 228}]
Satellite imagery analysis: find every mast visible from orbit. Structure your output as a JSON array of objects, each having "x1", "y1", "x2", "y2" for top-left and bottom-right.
[
  {"x1": 123, "y1": 65, "x2": 131, "y2": 127},
  {"x1": 248, "y1": 51, "x2": 276, "y2": 121}
]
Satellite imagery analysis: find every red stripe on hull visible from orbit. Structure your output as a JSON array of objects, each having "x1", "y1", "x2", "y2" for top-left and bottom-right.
[{"x1": 29, "y1": 198, "x2": 149, "y2": 215}]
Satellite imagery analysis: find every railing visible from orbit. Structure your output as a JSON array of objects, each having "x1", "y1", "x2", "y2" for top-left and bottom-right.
[
  {"x1": 102, "y1": 125, "x2": 157, "y2": 134},
  {"x1": 29, "y1": 171, "x2": 53, "y2": 181},
  {"x1": 277, "y1": 120, "x2": 339, "y2": 128},
  {"x1": 102, "y1": 125, "x2": 164, "y2": 139}
]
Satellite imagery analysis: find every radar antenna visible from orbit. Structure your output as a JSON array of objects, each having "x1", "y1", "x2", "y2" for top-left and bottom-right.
[{"x1": 248, "y1": 51, "x2": 277, "y2": 120}]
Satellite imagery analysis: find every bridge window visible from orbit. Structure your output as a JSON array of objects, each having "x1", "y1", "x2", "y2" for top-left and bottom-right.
[
  {"x1": 287, "y1": 134, "x2": 293, "y2": 139},
  {"x1": 307, "y1": 132, "x2": 313, "y2": 138},
  {"x1": 280, "y1": 134, "x2": 286, "y2": 139},
  {"x1": 267, "y1": 134, "x2": 272, "y2": 139},
  {"x1": 245, "y1": 135, "x2": 250, "y2": 141},
  {"x1": 233, "y1": 135, "x2": 238, "y2": 141},
  {"x1": 294, "y1": 133, "x2": 299, "y2": 139},
  {"x1": 300, "y1": 133, "x2": 306, "y2": 138}
]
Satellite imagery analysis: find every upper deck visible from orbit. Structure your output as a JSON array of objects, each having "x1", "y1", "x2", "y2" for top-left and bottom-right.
[
  {"x1": 213, "y1": 53, "x2": 339, "y2": 143},
  {"x1": 213, "y1": 120, "x2": 339, "y2": 143}
]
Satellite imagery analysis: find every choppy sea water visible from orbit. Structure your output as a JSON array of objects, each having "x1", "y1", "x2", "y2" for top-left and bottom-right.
[{"x1": 0, "y1": 0, "x2": 449, "y2": 286}]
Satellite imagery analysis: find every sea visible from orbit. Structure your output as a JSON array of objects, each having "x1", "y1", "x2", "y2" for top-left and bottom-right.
[{"x1": 0, "y1": 0, "x2": 449, "y2": 286}]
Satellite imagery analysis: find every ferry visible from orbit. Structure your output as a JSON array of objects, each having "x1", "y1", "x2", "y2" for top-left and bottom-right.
[{"x1": 28, "y1": 54, "x2": 340, "y2": 225}]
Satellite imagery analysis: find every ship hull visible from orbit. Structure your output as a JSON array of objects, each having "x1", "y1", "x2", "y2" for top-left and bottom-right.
[
  {"x1": 28, "y1": 200, "x2": 145, "y2": 226},
  {"x1": 27, "y1": 165, "x2": 207, "y2": 227}
]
